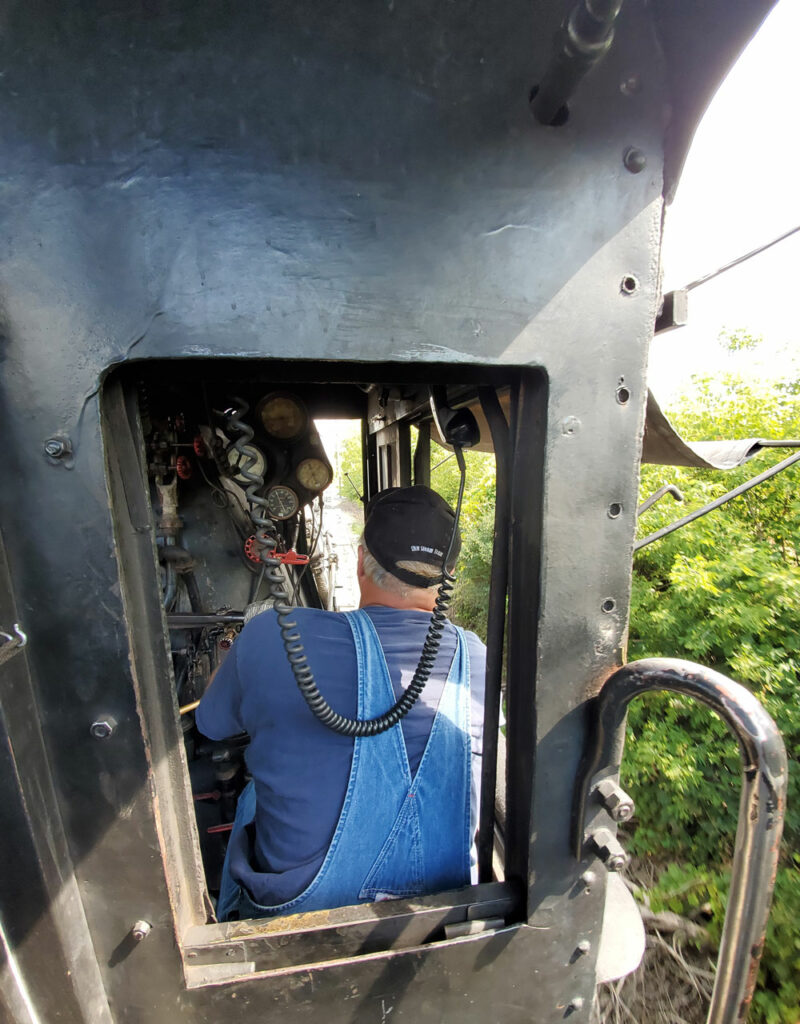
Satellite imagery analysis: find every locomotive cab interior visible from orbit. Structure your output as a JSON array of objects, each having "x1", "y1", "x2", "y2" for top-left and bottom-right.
[{"x1": 103, "y1": 359, "x2": 542, "y2": 984}]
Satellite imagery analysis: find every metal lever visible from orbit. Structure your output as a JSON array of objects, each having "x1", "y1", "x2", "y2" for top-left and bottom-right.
[{"x1": 574, "y1": 659, "x2": 787, "y2": 1024}]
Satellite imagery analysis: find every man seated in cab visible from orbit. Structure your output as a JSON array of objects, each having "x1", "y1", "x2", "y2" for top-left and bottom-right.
[{"x1": 196, "y1": 485, "x2": 487, "y2": 921}]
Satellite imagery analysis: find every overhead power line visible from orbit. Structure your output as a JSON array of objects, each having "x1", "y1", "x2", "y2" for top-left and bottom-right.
[{"x1": 683, "y1": 224, "x2": 800, "y2": 293}]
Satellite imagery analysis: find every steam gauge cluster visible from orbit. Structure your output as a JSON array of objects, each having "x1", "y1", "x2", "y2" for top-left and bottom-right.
[{"x1": 251, "y1": 391, "x2": 333, "y2": 514}]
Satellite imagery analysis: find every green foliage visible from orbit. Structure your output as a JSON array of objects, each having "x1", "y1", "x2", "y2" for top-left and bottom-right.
[
  {"x1": 625, "y1": 361, "x2": 800, "y2": 1022},
  {"x1": 719, "y1": 328, "x2": 762, "y2": 353},
  {"x1": 334, "y1": 426, "x2": 364, "y2": 502}
]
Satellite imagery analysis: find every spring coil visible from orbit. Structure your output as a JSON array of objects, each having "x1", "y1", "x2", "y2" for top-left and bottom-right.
[{"x1": 226, "y1": 398, "x2": 464, "y2": 738}]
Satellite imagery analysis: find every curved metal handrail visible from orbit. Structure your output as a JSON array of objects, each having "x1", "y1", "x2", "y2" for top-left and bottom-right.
[{"x1": 576, "y1": 658, "x2": 787, "y2": 1024}]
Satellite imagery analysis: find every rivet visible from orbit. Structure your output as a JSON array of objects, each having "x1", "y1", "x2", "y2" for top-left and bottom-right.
[
  {"x1": 619, "y1": 74, "x2": 641, "y2": 96},
  {"x1": 561, "y1": 416, "x2": 581, "y2": 436},
  {"x1": 579, "y1": 870, "x2": 596, "y2": 890},
  {"x1": 576, "y1": 940, "x2": 591, "y2": 955},
  {"x1": 623, "y1": 147, "x2": 646, "y2": 174},
  {"x1": 568, "y1": 996, "x2": 585, "y2": 1011}
]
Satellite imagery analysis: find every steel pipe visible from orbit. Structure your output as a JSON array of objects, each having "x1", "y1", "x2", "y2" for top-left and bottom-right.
[
  {"x1": 575, "y1": 659, "x2": 787, "y2": 1024},
  {"x1": 475, "y1": 387, "x2": 511, "y2": 882},
  {"x1": 635, "y1": 450, "x2": 800, "y2": 551},
  {"x1": 531, "y1": 0, "x2": 624, "y2": 125}
]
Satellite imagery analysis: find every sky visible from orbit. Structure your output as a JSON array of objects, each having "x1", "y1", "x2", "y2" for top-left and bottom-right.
[{"x1": 649, "y1": 0, "x2": 800, "y2": 403}]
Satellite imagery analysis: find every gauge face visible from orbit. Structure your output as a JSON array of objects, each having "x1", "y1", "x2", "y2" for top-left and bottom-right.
[
  {"x1": 258, "y1": 393, "x2": 308, "y2": 440},
  {"x1": 226, "y1": 444, "x2": 266, "y2": 484},
  {"x1": 296, "y1": 457, "x2": 332, "y2": 492},
  {"x1": 266, "y1": 485, "x2": 299, "y2": 520}
]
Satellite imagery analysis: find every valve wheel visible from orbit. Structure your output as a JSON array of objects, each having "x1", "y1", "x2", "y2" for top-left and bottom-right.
[
  {"x1": 244, "y1": 535, "x2": 262, "y2": 564},
  {"x1": 176, "y1": 455, "x2": 193, "y2": 480}
]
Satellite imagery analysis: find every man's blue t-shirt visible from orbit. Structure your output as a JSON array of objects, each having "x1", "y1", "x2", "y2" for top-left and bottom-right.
[{"x1": 196, "y1": 605, "x2": 486, "y2": 906}]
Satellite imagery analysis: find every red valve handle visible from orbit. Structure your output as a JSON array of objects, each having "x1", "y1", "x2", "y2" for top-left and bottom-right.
[{"x1": 244, "y1": 536, "x2": 310, "y2": 566}]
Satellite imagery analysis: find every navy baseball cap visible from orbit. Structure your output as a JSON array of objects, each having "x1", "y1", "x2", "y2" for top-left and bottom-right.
[{"x1": 363, "y1": 486, "x2": 461, "y2": 588}]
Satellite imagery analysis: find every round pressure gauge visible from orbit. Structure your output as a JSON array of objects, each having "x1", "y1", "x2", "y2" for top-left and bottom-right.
[
  {"x1": 226, "y1": 443, "x2": 267, "y2": 484},
  {"x1": 266, "y1": 485, "x2": 300, "y2": 521},
  {"x1": 296, "y1": 457, "x2": 333, "y2": 492},
  {"x1": 257, "y1": 393, "x2": 308, "y2": 441}
]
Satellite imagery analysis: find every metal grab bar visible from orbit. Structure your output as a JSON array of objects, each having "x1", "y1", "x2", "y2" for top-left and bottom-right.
[{"x1": 575, "y1": 659, "x2": 787, "y2": 1024}]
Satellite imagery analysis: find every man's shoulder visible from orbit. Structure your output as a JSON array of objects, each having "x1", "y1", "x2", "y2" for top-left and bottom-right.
[{"x1": 243, "y1": 606, "x2": 353, "y2": 645}]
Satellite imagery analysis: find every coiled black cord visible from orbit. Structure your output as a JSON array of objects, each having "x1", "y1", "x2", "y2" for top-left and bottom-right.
[{"x1": 226, "y1": 398, "x2": 467, "y2": 737}]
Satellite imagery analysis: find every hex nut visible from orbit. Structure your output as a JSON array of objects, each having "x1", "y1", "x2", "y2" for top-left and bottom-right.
[
  {"x1": 44, "y1": 437, "x2": 72, "y2": 459},
  {"x1": 90, "y1": 716, "x2": 117, "y2": 739},
  {"x1": 590, "y1": 827, "x2": 629, "y2": 872},
  {"x1": 595, "y1": 779, "x2": 636, "y2": 822}
]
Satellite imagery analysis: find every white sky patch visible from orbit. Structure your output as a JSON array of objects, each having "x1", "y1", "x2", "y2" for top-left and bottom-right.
[{"x1": 649, "y1": 0, "x2": 800, "y2": 403}]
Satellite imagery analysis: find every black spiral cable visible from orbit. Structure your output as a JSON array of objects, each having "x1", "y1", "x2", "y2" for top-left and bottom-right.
[{"x1": 225, "y1": 399, "x2": 467, "y2": 737}]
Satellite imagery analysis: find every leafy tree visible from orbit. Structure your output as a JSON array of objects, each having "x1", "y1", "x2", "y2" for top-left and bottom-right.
[
  {"x1": 626, "y1": 357, "x2": 800, "y2": 1023},
  {"x1": 334, "y1": 426, "x2": 364, "y2": 502}
]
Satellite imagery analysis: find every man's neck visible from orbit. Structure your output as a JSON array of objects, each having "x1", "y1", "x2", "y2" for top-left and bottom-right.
[
  {"x1": 357, "y1": 580, "x2": 436, "y2": 613},
  {"x1": 358, "y1": 597, "x2": 433, "y2": 613}
]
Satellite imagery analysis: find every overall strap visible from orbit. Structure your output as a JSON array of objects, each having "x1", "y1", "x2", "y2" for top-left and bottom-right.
[{"x1": 359, "y1": 622, "x2": 472, "y2": 900}]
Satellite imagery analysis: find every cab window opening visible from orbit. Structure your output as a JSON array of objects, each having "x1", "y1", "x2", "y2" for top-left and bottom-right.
[{"x1": 103, "y1": 361, "x2": 530, "y2": 957}]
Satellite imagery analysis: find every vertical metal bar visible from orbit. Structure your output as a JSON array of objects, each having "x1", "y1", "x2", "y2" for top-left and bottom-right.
[
  {"x1": 398, "y1": 421, "x2": 412, "y2": 487},
  {"x1": 363, "y1": 419, "x2": 378, "y2": 502},
  {"x1": 475, "y1": 387, "x2": 511, "y2": 882},
  {"x1": 413, "y1": 421, "x2": 431, "y2": 487},
  {"x1": 575, "y1": 659, "x2": 787, "y2": 1024},
  {"x1": 504, "y1": 372, "x2": 548, "y2": 900}
]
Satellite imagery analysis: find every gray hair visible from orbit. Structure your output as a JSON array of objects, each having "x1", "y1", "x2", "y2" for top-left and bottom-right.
[{"x1": 359, "y1": 534, "x2": 440, "y2": 599}]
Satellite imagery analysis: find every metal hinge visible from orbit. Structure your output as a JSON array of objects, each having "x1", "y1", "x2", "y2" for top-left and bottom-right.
[{"x1": 0, "y1": 624, "x2": 27, "y2": 668}]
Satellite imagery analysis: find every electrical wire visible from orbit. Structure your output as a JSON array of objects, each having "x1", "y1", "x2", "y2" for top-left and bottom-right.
[
  {"x1": 195, "y1": 456, "x2": 232, "y2": 510},
  {"x1": 683, "y1": 224, "x2": 800, "y2": 293}
]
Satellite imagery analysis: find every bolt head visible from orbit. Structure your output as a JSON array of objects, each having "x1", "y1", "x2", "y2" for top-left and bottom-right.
[
  {"x1": 623, "y1": 146, "x2": 647, "y2": 174},
  {"x1": 90, "y1": 717, "x2": 117, "y2": 739},
  {"x1": 569, "y1": 996, "x2": 585, "y2": 1011},
  {"x1": 579, "y1": 870, "x2": 597, "y2": 888},
  {"x1": 620, "y1": 74, "x2": 642, "y2": 96},
  {"x1": 131, "y1": 920, "x2": 151, "y2": 942},
  {"x1": 44, "y1": 438, "x2": 68, "y2": 458},
  {"x1": 576, "y1": 940, "x2": 591, "y2": 954}
]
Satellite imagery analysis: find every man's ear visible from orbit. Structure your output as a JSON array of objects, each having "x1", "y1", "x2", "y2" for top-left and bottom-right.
[{"x1": 356, "y1": 545, "x2": 365, "y2": 580}]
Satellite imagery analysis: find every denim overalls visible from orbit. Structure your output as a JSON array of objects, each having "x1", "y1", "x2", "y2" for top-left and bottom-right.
[{"x1": 217, "y1": 608, "x2": 472, "y2": 921}]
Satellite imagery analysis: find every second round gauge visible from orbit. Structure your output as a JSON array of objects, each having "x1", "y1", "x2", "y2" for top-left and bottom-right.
[
  {"x1": 296, "y1": 457, "x2": 332, "y2": 492},
  {"x1": 266, "y1": 485, "x2": 299, "y2": 520}
]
